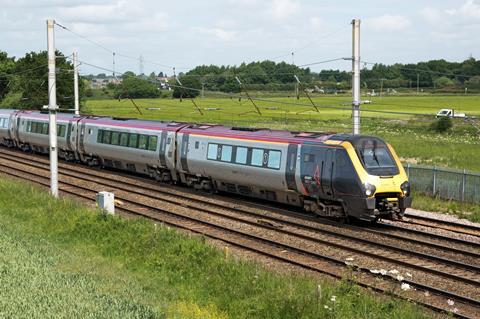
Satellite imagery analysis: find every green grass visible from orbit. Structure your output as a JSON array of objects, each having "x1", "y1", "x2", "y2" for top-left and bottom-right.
[
  {"x1": 0, "y1": 177, "x2": 430, "y2": 319},
  {"x1": 84, "y1": 94, "x2": 480, "y2": 171},
  {"x1": 411, "y1": 191, "x2": 480, "y2": 223}
]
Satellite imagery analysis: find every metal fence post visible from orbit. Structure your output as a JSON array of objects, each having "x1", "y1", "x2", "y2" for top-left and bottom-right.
[
  {"x1": 432, "y1": 166, "x2": 436, "y2": 195},
  {"x1": 462, "y1": 169, "x2": 466, "y2": 202}
]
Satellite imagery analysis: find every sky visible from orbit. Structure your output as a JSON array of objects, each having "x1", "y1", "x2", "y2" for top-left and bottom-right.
[{"x1": 1, "y1": 0, "x2": 479, "y2": 75}]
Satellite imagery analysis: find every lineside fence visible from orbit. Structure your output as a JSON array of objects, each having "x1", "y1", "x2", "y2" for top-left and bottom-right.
[{"x1": 405, "y1": 164, "x2": 480, "y2": 204}]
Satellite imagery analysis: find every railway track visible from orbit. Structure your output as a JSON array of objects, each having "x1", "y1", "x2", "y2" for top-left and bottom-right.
[
  {"x1": 401, "y1": 213, "x2": 480, "y2": 238},
  {"x1": 0, "y1": 147, "x2": 479, "y2": 318}
]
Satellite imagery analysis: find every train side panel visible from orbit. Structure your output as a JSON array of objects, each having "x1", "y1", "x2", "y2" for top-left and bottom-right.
[
  {"x1": 180, "y1": 132, "x2": 303, "y2": 206},
  {"x1": 81, "y1": 121, "x2": 160, "y2": 175},
  {"x1": 16, "y1": 112, "x2": 73, "y2": 155},
  {"x1": 0, "y1": 109, "x2": 16, "y2": 146}
]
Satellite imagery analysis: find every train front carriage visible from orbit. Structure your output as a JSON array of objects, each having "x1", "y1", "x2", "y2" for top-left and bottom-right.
[{"x1": 299, "y1": 135, "x2": 411, "y2": 222}]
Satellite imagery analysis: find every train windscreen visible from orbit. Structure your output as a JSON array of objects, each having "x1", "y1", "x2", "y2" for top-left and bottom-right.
[{"x1": 354, "y1": 138, "x2": 399, "y2": 176}]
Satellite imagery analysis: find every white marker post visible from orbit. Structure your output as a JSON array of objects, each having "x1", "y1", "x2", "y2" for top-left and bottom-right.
[
  {"x1": 47, "y1": 19, "x2": 58, "y2": 197},
  {"x1": 351, "y1": 18, "x2": 361, "y2": 135},
  {"x1": 73, "y1": 51, "x2": 80, "y2": 116}
]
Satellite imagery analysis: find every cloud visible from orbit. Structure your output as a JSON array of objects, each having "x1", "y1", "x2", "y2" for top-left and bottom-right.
[
  {"x1": 446, "y1": 0, "x2": 480, "y2": 20},
  {"x1": 270, "y1": 0, "x2": 300, "y2": 19},
  {"x1": 364, "y1": 14, "x2": 411, "y2": 31},
  {"x1": 60, "y1": 1, "x2": 145, "y2": 24},
  {"x1": 419, "y1": 7, "x2": 441, "y2": 24},
  {"x1": 193, "y1": 27, "x2": 237, "y2": 42}
]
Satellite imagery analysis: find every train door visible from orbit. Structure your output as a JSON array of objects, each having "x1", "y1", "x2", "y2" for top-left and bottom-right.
[
  {"x1": 321, "y1": 148, "x2": 335, "y2": 197},
  {"x1": 66, "y1": 121, "x2": 74, "y2": 151},
  {"x1": 285, "y1": 144, "x2": 298, "y2": 191},
  {"x1": 300, "y1": 145, "x2": 325, "y2": 196},
  {"x1": 158, "y1": 130, "x2": 167, "y2": 168}
]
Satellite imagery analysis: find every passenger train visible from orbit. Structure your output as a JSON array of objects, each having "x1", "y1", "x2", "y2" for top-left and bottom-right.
[{"x1": 0, "y1": 109, "x2": 411, "y2": 222}]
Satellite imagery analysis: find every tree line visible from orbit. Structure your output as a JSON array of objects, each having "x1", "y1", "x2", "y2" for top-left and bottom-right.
[
  {"x1": 179, "y1": 58, "x2": 480, "y2": 95},
  {"x1": 1, "y1": 47, "x2": 480, "y2": 109},
  {"x1": 0, "y1": 50, "x2": 84, "y2": 109}
]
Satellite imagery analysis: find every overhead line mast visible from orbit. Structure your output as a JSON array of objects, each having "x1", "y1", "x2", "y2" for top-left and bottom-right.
[
  {"x1": 47, "y1": 19, "x2": 59, "y2": 198},
  {"x1": 351, "y1": 18, "x2": 361, "y2": 135}
]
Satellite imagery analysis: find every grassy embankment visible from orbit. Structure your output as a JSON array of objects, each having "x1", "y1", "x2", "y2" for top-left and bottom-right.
[{"x1": 0, "y1": 177, "x2": 429, "y2": 319}]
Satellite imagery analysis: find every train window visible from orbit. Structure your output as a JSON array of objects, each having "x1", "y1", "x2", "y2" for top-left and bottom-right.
[
  {"x1": 42, "y1": 123, "x2": 48, "y2": 135},
  {"x1": 138, "y1": 135, "x2": 148, "y2": 149},
  {"x1": 195, "y1": 141, "x2": 199, "y2": 149},
  {"x1": 57, "y1": 124, "x2": 66, "y2": 137},
  {"x1": 268, "y1": 150, "x2": 281, "y2": 169},
  {"x1": 129, "y1": 134, "x2": 138, "y2": 148},
  {"x1": 167, "y1": 137, "x2": 172, "y2": 144},
  {"x1": 235, "y1": 147, "x2": 248, "y2": 164},
  {"x1": 88, "y1": 129, "x2": 92, "y2": 135},
  {"x1": 148, "y1": 136, "x2": 158, "y2": 151},
  {"x1": 207, "y1": 143, "x2": 218, "y2": 160},
  {"x1": 119, "y1": 133, "x2": 129, "y2": 147},
  {"x1": 0, "y1": 118, "x2": 4, "y2": 128},
  {"x1": 251, "y1": 149, "x2": 264, "y2": 167},
  {"x1": 221, "y1": 145, "x2": 233, "y2": 162},
  {"x1": 304, "y1": 153, "x2": 315, "y2": 162},
  {"x1": 111, "y1": 131, "x2": 120, "y2": 145},
  {"x1": 103, "y1": 131, "x2": 111, "y2": 144},
  {"x1": 97, "y1": 130, "x2": 104, "y2": 143},
  {"x1": 31, "y1": 122, "x2": 37, "y2": 133},
  {"x1": 289, "y1": 152, "x2": 296, "y2": 171}
]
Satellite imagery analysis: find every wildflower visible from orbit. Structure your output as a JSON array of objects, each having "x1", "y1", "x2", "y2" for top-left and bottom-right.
[
  {"x1": 396, "y1": 275, "x2": 404, "y2": 282},
  {"x1": 401, "y1": 283, "x2": 411, "y2": 291},
  {"x1": 447, "y1": 299, "x2": 455, "y2": 306},
  {"x1": 452, "y1": 308, "x2": 458, "y2": 313},
  {"x1": 324, "y1": 305, "x2": 332, "y2": 310},
  {"x1": 424, "y1": 291, "x2": 430, "y2": 297},
  {"x1": 330, "y1": 295, "x2": 336, "y2": 302}
]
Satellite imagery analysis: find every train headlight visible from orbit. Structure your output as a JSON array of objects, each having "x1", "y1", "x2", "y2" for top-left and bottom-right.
[
  {"x1": 364, "y1": 183, "x2": 376, "y2": 197},
  {"x1": 401, "y1": 181, "x2": 410, "y2": 196}
]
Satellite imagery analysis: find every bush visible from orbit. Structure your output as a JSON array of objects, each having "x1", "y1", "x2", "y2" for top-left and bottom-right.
[
  {"x1": 430, "y1": 117, "x2": 453, "y2": 133},
  {"x1": 172, "y1": 76, "x2": 201, "y2": 98}
]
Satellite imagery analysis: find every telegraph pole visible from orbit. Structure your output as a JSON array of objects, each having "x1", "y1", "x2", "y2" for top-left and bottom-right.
[
  {"x1": 351, "y1": 18, "x2": 361, "y2": 135},
  {"x1": 47, "y1": 19, "x2": 58, "y2": 198},
  {"x1": 416, "y1": 73, "x2": 419, "y2": 95},
  {"x1": 73, "y1": 51, "x2": 80, "y2": 116}
]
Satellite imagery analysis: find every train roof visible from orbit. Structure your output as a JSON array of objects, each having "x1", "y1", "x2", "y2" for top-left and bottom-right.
[
  {"x1": 180, "y1": 124, "x2": 339, "y2": 144},
  {"x1": 80, "y1": 116, "x2": 188, "y2": 132},
  {"x1": 10, "y1": 111, "x2": 365, "y2": 145},
  {"x1": 16, "y1": 110, "x2": 79, "y2": 122},
  {"x1": 0, "y1": 109, "x2": 17, "y2": 115}
]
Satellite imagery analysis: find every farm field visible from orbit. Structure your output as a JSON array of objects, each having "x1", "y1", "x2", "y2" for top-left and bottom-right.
[
  {"x1": 85, "y1": 94, "x2": 480, "y2": 171},
  {"x1": 0, "y1": 177, "x2": 430, "y2": 319}
]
